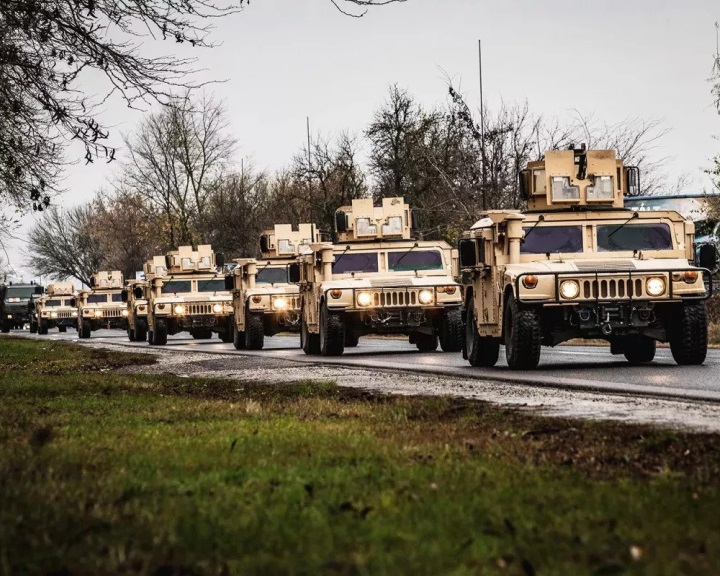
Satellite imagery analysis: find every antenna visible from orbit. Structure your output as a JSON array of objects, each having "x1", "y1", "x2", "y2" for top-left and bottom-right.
[{"x1": 478, "y1": 39, "x2": 487, "y2": 211}]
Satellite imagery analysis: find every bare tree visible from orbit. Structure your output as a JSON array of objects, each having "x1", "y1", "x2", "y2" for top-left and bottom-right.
[
  {"x1": 27, "y1": 205, "x2": 103, "y2": 285},
  {"x1": 331, "y1": 0, "x2": 406, "y2": 17},
  {"x1": 122, "y1": 91, "x2": 236, "y2": 247}
]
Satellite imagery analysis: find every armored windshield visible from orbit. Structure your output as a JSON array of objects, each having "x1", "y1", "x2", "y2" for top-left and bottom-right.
[
  {"x1": 162, "y1": 280, "x2": 192, "y2": 294},
  {"x1": 597, "y1": 223, "x2": 673, "y2": 252},
  {"x1": 5, "y1": 286, "x2": 35, "y2": 298},
  {"x1": 111, "y1": 293, "x2": 123, "y2": 302},
  {"x1": 197, "y1": 279, "x2": 226, "y2": 293},
  {"x1": 521, "y1": 226, "x2": 583, "y2": 254},
  {"x1": 333, "y1": 252, "x2": 379, "y2": 274},
  {"x1": 257, "y1": 267, "x2": 289, "y2": 285},
  {"x1": 45, "y1": 299, "x2": 64, "y2": 307},
  {"x1": 388, "y1": 250, "x2": 444, "y2": 272},
  {"x1": 87, "y1": 294, "x2": 109, "y2": 304}
]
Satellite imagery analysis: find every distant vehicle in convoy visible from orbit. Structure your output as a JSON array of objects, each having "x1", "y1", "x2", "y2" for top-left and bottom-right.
[
  {"x1": 225, "y1": 224, "x2": 320, "y2": 350},
  {"x1": 459, "y1": 147, "x2": 717, "y2": 370},
  {"x1": 140, "y1": 245, "x2": 231, "y2": 345},
  {"x1": 76, "y1": 271, "x2": 128, "y2": 338},
  {"x1": 31, "y1": 283, "x2": 78, "y2": 334},
  {"x1": 122, "y1": 277, "x2": 149, "y2": 342},
  {"x1": 625, "y1": 193, "x2": 720, "y2": 275},
  {"x1": 0, "y1": 282, "x2": 43, "y2": 332},
  {"x1": 297, "y1": 197, "x2": 463, "y2": 356}
]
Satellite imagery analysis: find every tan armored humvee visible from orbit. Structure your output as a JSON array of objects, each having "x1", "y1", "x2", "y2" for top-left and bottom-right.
[
  {"x1": 459, "y1": 147, "x2": 716, "y2": 370},
  {"x1": 144, "y1": 245, "x2": 232, "y2": 345},
  {"x1": 77, "y1": 271, "x2": 128, "y2": 338},
  {"x1": 33, "y1": 282, "x2": 77, "y2": 335},
  {"x1": 225, "y1": 224, "x2": 320, "y2": 350},
  {"x1": 297, "y1": 197, "x2": 463, "y2": 356},
  {"x1": 122, "y1": 275, "x2": 151, "y2": 342}
]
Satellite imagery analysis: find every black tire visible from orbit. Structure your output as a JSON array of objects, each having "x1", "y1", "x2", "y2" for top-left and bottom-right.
[
  {"x1": 79, "y1": 322, "x2": 91, "y2": 339},
  {"x1": 344, "y1": 331, "x2": 360, "y2": 348},
  {"x1": 151, "y1": 317, "x2": 167, "y2": 346},
  {"x1": 503, "y1": 293, "x2": 541, "y2": 370},
  {"x1": 30, "y1": 320, "x2": 38, "y2": 334},
  {"x1": 147, "y1": 330, "x2": 155, "y2": 345},
  {"x1": 233, "y1": 323, "x2": 246, "y2": 350},
  {"x1": 319, "y1": 303, "x2": 344, "y2": 356},
  {"x1": 191, "y1": 329, "x2": 213, "y2": 340},
  {"x1": 301, "y1": 315, "x2": 320, "y2": 355},
  {"x1": 219, "y1": 330, "x2": 233, "y2": 343},
  {"x1": 415, "y1": 333, "x2": 438, "y2": 352},
  {"x1": 439, "y1": 308, "x2": 463, "y2": 352},
  {"x1": 128, "y1": 327, "x2": 136, "y2": 342},
  {"x1": 623, "y1": 335, "x2": 656, "y2": 365},
  {"x1": 38, "y1": 319, "x2": 49, "y2": 335},
  {"x1": 58, "y1": 325, "x2": 67, "y2": 333},
  {"x1": 465, "y1": 296, "x2": 500, "y2": 367},
  {"x1": 668, "y1": 302, "x2": 708, "y2": 366},
  {"x1": 245, "y1": 312, "x2": 265, "y2": 350},
  {"x1": 1, "y1": 322, "x2": 10, "y2": 334}
]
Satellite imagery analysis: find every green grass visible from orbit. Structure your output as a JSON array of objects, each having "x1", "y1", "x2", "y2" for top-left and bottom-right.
[{"x1": 1, "y1": 337, "x2": 720, "y2": 575}]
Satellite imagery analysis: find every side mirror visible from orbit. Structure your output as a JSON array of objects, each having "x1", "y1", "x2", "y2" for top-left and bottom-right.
[
  {"x1": 34, "y1": 286, "x2": 43, "y2": 295},
  {"x1": 259, "y1": 235, "x2": 270, "y2": 254},
  {"x1": 410, "y1": 210, "x2": 420, "y2": 232},
  {"x1": 69, "y1": 298, "x2": 77, "y2": 307},
  {"x1": 288, "y1": 263, "x2": 301, "y2": 284},
  {"x1": 224, "y1": 274, "x2": 235, "y2": 291},
  {"x1": 519, "y1": 170, "x2": 530, "y2": 201},
  {"x1": 624, "y1": 166, "x2": 641, "y2": 197},
  {"x1": 698, "y1": 243, "x2": 718, "y2": 271},
  {"x1": 216, "y1": 253, "x2": 225, "y2": 268},
  {"x1": 335, "y1": 211, "x2": 348, "y2": 233},
  {"x1": 133, "y1": 286, "x2": 144, "y2": 299},
  {"x1": 458, "y1": 239, "x2": 478, "y2": 268},
  {"x1": 121, "y1": 290, "x2": 128, "y2": 303}
]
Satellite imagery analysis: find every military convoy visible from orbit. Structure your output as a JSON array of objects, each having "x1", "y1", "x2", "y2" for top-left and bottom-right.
[
  {"x1": 76, "y1": 271, "x2": 128, "y2": 338},
  {"x1": 296, "y1": 198, "x2": 463, "y2": 356},
  {"x1": 140, "y1": 245, "x2": 232, "y2": 345},
  {"x1": 225, "y1": 224, "x2": 320, "y2": 350},
  {"x1": 459, "y1": 147, "x2": 715, "y2": 369},
  {"x1": 31, "y1": 283, "x2": 77, "y2": 334},
  {"x1": 4, "y1": 146, "x2": 716, "y2": 370}
]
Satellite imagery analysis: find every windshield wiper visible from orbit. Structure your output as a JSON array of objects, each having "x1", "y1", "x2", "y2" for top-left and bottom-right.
[
  {"x1": 522, "y1": 216, "x2": 544, "y2": 242},
  {"x1": 332, "y1": 246, "x2": 351, "y2": 269},
  {"x1": 391, "y1": 242, "x2": 419, "y2": 270},
  {"x1": 607, "y1": 212, "x2": 639, "y2": 238}
]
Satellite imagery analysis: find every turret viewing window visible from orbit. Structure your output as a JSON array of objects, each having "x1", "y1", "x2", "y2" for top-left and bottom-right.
[
  {"x1": 551, "y1": 177, "x2": 580, "y2": 201},
  {"x1": 356, "y1": 218, "x2": 378, "y2": 237},
  {"x1": 587, "y1": 176, "x2": 614, "y2": 200}
]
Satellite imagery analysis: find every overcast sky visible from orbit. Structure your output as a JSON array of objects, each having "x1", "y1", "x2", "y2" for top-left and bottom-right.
[{"x1": 5, "y1": 0, "x2": 720, "y2": 280}]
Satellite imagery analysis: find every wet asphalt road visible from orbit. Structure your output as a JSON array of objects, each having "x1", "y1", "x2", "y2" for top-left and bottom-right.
[{"x1": 12, "y1": 328, "x2": 720, "y2": 404}]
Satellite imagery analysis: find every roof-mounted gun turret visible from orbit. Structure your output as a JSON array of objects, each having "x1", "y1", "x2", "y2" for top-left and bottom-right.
[
  {"x1": 143, "y1": 256, "x2": 169, "y2": 279},
  {"x1": 90, "y1": 271, "x2": 123, "y2": 289},
  {"x1": 334, "y1": 197, "x2": 416, "y2": 242},
  {"x1": 46, "y1": 283, "x2": 75, "y2": 297},
  {"x1": 259, "y1": 224, "x2": 321, "y2": 258},
  {"x1": 520, "y1": 146, "x2": 640, "y2": 211},
  {"x1": 164, "y1": 245, "x2": 224, "y2": 274}
]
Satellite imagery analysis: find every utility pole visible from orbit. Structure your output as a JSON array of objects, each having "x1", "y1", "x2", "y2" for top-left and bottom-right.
[{"x1": 478, "y1": 39, "x2": 488, "y2": 211}]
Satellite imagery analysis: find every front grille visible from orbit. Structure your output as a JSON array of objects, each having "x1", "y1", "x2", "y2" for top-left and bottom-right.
[
  {"x1": 101, "y1": 309, "x2": 124, "y2": 318},
  {"x1": 371, "y1": 290, "x2": 421, "y2": 307},
  {"x1": 580, "y1": 278, "x2": 646, "y2": 300},
  {"x1": 56, "y1": 311, "x2": 75, "y2": 319},
  {"x1": 187, "y1": 303, "x2": 213, "y2": 315},
  {"x1": 289, "y1": 296, "x2": 300, "y2": 310}
]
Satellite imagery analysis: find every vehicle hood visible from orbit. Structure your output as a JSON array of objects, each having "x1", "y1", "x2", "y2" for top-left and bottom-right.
[
  {"x1": 505, "y1": 258, "x2": 697, "y2": 277},
  {"x1": 320, "y1": 275, "x2": 457, "y2": 289}
]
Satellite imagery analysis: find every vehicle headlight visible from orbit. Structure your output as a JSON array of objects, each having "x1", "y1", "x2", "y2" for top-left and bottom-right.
[
  {"x1": 272, "y1": 297, "x2": 288, "y2": 310},
  {"x1": 357, "y1": 292, "x2": 373, "y2": 307},
  {"x1": 71, "y1": 311, "x2": 78, "y2": 317},
  {"x1": 418, "y1": 289, "x2": 434, "y2": 305},
  {"x1": 646, "y1": 277, "x2": 666, "y2": 297},
  {"x1": 121, "y1": 309, "x2": 129, "y2": 317},
  {"x1": 212, "y1": 303, "x2": 223, "y2": 313},
  {"x1": 50, "y1": 312, "x2": 58, "y2": 318},
  {"x1": 174, "y1": 304, "x2": 185, "y2": 315},
  {"x1": 559, "y1": 280, "x2": 580, "y2": 300},
  {"x1": 94, "y1": 310, "x2": 103, "y2": 318}
]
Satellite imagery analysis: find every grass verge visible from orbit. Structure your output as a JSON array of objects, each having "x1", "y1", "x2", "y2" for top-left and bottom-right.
[{"x1": 1, "y1": 337, "x2": 720, "y2": 575}]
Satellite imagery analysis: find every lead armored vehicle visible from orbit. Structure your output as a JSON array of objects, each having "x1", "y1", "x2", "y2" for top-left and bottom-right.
[
  {"x1": 225, "y1": 224, "x2": 320, "y2": 350},
  {"x1": 297, "y1": 197, "x2": 463, "y2": 356},
  {"x1": 459, "y1": 147, "x2": 716, "y2": 370},
  {"x1": 77, "y1": 271, "x2": 128, "y2": 338},
  {"x1": 32, "y1": 283, "x2": 78, "y2": 334},
  {"x1": 142, "y1": 245, "x2": 231, "y2": 345},
  {"x1": 1, "y1": 282, "x2": 43, "y2": 332}
]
